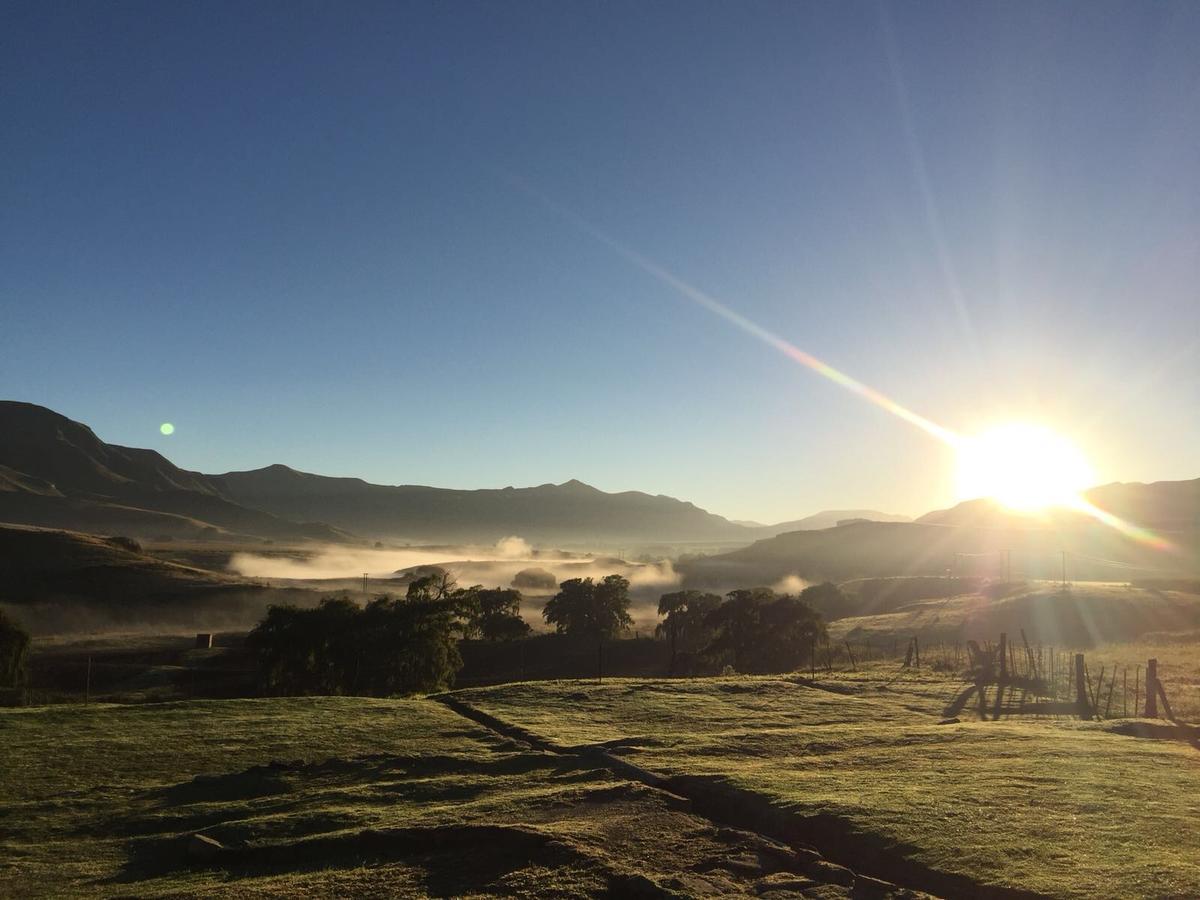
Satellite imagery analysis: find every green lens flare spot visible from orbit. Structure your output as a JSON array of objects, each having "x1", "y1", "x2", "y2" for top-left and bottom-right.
[{"x1": 160, "y1": 422, "x2": 175, "y2": 436}]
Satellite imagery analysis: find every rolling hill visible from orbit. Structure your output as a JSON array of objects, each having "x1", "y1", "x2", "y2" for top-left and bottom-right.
[
  {"x1": 681, "y1": 484, "x2": 1200, "y2": 588},
  {"x1": 2, "y1": 401, "x2": 903, "y2": 545},
  {"x1": 0, "y1": 523, "x2": 316, "y2": 633},
  {"x1": 210, "y1": 466, "x2": 768, "y2": 544},
  {"x1": 0, "y1": 402, "x2": 346, "y2": 542}
]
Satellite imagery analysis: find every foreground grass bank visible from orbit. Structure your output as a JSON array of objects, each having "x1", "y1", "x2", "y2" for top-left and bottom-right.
[
  {"x1": 1, "y1": 696, "x2": 894, "y2": 898},
  {"x1": 453, "y1": 674, "x2": 1200, "y2": 899}
]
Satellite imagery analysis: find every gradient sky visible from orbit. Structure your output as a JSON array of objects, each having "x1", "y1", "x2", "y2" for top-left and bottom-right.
[{"x1": 3, "y1": 1, "x2": 1198, "y2": 523}]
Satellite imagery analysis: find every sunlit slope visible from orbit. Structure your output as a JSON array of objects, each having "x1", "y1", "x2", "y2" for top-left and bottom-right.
[
  {"x1": 454, "y1": 678, "x2": 1200, "y2": 899},
  {"x1": 0, "y1": 524, "x2": 304, "y2": 632},
  {"x1": 1, "y1": 697, "x2": 867, "y2": 898},
  {"x1": 827, "y1": 581, "x2": 1200, "y2": 647},
  {"x1": 682, "y1": 491, "x2": 1199, "y2": 586},
  {"x1": 0, "y1": 401, "x2": 346, "y2": 542}
]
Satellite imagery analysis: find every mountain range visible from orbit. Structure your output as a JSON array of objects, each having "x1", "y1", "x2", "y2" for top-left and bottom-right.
[
  {"x1": 1, "y1": 402, "x2": 1195, "y2": 584},
  {"x1": 0, "y1": 401, "x2": 904, "y2": 545},
  {"x1": 681, "y1": 487, "x2": 1199, "y2": 586}
]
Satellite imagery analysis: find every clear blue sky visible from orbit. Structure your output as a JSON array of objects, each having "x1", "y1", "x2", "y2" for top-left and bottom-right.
[{"x1": 3, "y1": 1, "x2": 1197, "y2": 522}]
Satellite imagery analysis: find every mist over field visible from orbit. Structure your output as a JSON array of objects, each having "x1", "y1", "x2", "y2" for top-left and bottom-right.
[{"x1": 230, "y1": 535, "x2": 675, "y2": 584}]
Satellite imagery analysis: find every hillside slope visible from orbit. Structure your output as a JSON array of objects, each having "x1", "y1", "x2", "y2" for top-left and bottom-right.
[
  {"x1": 211, "y1": 467, "x2": 757, "y2": 543},
  {"x1": 682, "y1": 493, "x2": 1200, "y2": 587},
  {"x1": 0, "y1": 402, "x2": 345, "y2": 542}
]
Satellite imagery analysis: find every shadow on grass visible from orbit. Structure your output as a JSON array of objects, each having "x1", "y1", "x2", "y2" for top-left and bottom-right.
[{"x1": 113, "y1": 823, "x2": 602, "y2": 896}]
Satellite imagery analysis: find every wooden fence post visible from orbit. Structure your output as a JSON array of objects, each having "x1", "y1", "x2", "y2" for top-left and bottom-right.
[
  {"x1": 1157, "y1": 679, "x2": 1176, "y2": 723},
  {"x1": 1145, "y1": 659, "x2": 1158, "y2": 718},
  {"x1": 1075, "y1": 654, "x2": 1090, "y2": 719}
]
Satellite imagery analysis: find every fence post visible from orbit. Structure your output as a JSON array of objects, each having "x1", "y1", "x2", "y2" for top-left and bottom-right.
[
  {"x1": 1145, "y1": 659, "x2": 1158, "y2": 718},
  {"x1": 1134, "y1": 666, "x2": 1140, "y2": 718},
  {"x1": 1075, "y1": 654, "x2": 1090, "y2": 719}
]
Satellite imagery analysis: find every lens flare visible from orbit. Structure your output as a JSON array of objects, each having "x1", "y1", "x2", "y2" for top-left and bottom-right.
[
  {"x1": 955, "y1": 423, "x2": 1094, "y2": 512},
  {"x1": 506, "y1": 174, "x2": 1173, "y2": 552},
  {"x1": 159, "y1": 422, "x2": 175, "y2": 436}
]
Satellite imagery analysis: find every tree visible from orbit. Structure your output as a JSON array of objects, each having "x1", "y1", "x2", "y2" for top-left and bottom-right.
[
  {"x1": 247, "y1": 593, "x2": 463, "y2": 697},
  {"x1": 703, "y1": 588, "x2": 825, "y2": 674},
  {"x1": 798, "y1": 582, "x2": 847, "y2": 619},
  {"x1": 469, "y1": 587, "x2": 531, "y2": 641},
  {"x1": 0, "y1": 609, "x2": 30, "y2": 689},
  {"x1": 543, "y1": 575, "x2": 632, "y2": 640},
  {"x1": 656, "y1": 590, "x2": 721, "y2": 672},
  {"x1": 512, "y1": 568, "x2": 558, "y2": 591},
  {"x1": 406, "y1": 570, "x2": 457, "y2": 603},
  {"x1": 357, "y1": 594, "x2": 462, "y2": 695}
]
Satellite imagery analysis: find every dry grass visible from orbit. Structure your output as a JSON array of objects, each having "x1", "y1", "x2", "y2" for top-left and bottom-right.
[
  {"x1": 455, "y1": 674, "x2": 1200, "y2": 899},
  {"x1": 0, "y1": 696, "x2": 852, "y2": 898}
]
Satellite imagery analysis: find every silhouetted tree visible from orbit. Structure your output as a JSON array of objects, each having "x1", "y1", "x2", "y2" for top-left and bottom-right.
[
  {"x1": 469, "y1": 587, "x2": 532, "y2": 641},
  {"x1": 703, "y1": 588, "x2": 825, "y2": 674},
  {"x1": 798, "y1": 581, "x2": 847, "y2": 619},
  {"x1": 543, "y1": 575, "x2": 632, "y2": 640},
  {"x1": 406, "y1": 571, "x2": 457, "y2": 603},
  {"x1": 357, "y1": 594, "x2": 463, "y2": 695},
  {"x1": 512, "y1": 568, "x2": 558, "y2": 591},
  {"x1": 656, "y1": 590, "x2": 721, "y2": 672},
  {"x1": 0, "y1": 609, "x2": 30, "y2": 689},
  {"x1": 247, "y1": 593, "x2": 463, "y2": 696}
]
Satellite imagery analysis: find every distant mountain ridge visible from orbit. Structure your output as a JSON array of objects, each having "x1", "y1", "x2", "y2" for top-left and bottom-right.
[
  {"x1": 0, "y1": 402, "x2": 343, "y2": 542},
  {"x1": 682, "y1": 483, "x2": 1200, "y2": 587},
  {"x1": 209, "y1": 466, "x2": 758, "y2": 543},
  {"x1": 769, "y1": 509, "x2": 913, "y2": 532},
  {"x1": 1, "y1": 401, "x2": 900, "y2": 545}
]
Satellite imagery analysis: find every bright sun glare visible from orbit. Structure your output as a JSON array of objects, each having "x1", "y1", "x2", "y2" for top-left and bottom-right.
[{"x1": 955, "y1": 422, "x2": 1095, "y2": 512}]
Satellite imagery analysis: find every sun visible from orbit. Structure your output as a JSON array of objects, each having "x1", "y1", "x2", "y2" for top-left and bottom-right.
[{"x1": 955, "y1": 422, "x2": 1095, "y2": 512}]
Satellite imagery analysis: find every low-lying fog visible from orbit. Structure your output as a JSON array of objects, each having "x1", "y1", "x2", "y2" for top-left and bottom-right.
[
  {"x1": 230, "y1": 536, "x2": 679, "y2": 592},
  {"x1": 228, "y1": 536, "x2": 682, "y2": 633}
]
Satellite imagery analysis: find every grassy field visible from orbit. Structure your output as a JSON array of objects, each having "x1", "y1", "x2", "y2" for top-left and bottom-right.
[
  {"x1": 1, "y1": 696, "x2": 876, "y2": 898},
  {"x1": 826, "y1": 582, "x2": 1200, "y2": 650},
  {"x1": 453, "y1": 672, "x2": 1200, "y2": 899}
]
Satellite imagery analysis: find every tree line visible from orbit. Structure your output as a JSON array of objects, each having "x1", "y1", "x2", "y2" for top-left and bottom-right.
[{"x1": 247, "y1": 573, "x2": 839, "y2": 696}]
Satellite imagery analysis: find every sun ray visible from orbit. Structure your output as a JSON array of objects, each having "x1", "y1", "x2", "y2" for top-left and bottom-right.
[{"x1": 504, "y1": 173, "x2": 1175, "y2": 553}]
